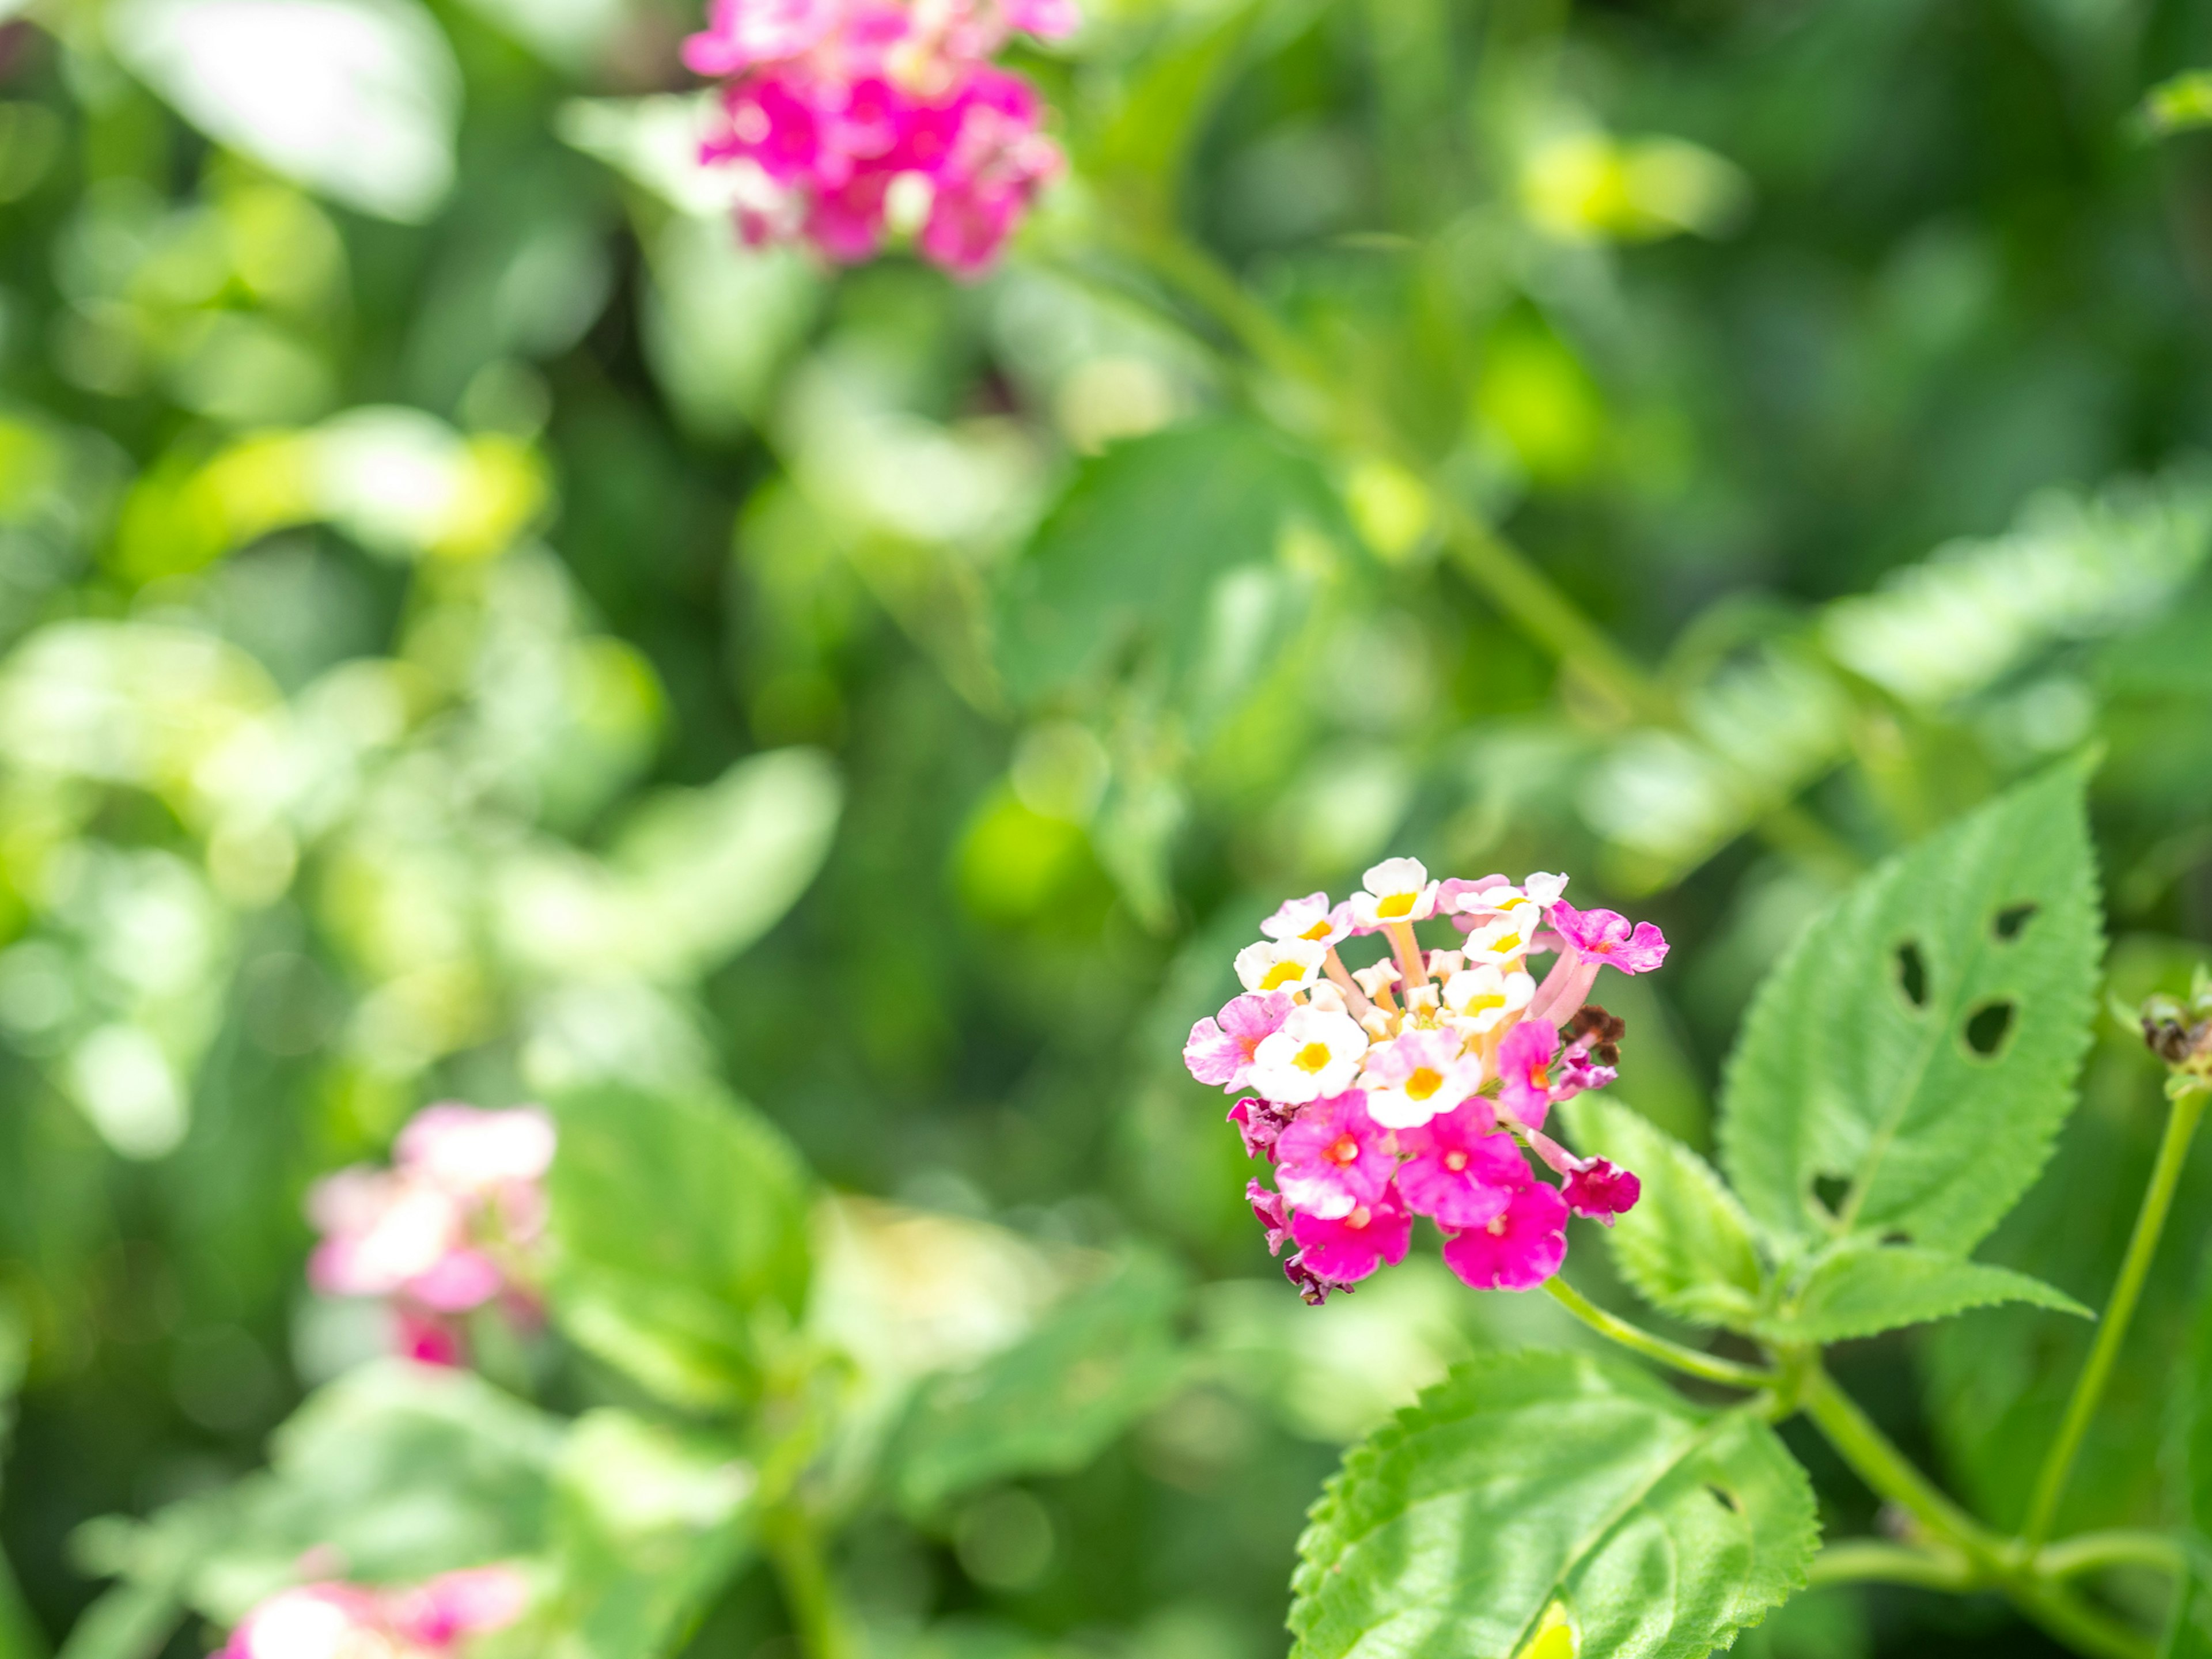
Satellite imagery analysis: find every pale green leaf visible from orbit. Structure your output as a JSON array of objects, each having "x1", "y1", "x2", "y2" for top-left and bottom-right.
[
  {"x1": 547, "y1": 1082, "x2": 813, "y2": 1410},
  {"x1": 889, "y1": 1252, "x2": 1187, "y2": 1516},
  {"x1": 69, "y1": 1362, "x2": 560, "y2": 1630},
  {"x1": 1756, "y1": 1242, "x2": 2088, "y2": 1344},
  {"x1": 1719, "y1": 762, "x2": 2102, "y2": 1252},
  {"x1": 1556, "y1": 1094, "x2": 1764, "y2": 1330},
  {"x1": 545, "y1": 1411, "x2": 757, "y2": 1659},
  {"x1": 107, "y1": 0, "x2": 460, "y2": 222},
  {"x1": 1289, "y1": 1350, "x2": 1817, "y2": 1659},
  {"x1": 2141, "y1": 71, "x2": 2212, "y2": 139}
]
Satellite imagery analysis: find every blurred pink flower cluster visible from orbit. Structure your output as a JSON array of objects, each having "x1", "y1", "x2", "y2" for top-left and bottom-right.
[
  {"x1": 683, "y1": 0, "x2": 1075, "y2": 274},
  {"x1": 1184, "y1": 859, "x2": 1666, "y2": 1304},
  {"x1": 222, "y1": 1567, "x2": 529, "y2": 1659},
  {"x1": 306, "y1": 1104, "x2": 555, "y2": 1367}
]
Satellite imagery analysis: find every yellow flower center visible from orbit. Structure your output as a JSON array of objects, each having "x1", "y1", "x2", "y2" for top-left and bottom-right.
[
  {"x1": 1462, "y1": 992, "x2": 1505, "y2": 1013},
  {"x1": 1377, "y1": 891, "x2": 1416, "y2": 919},
  {"x1": 1330, "y1": 1135, "x2": 1359, "y2": 1164},
  {"x1": 1260, "y1": 960, "x2": 1307, "y2": 990},
  {"x1": 1300, "y1": 919, "x2": 1334, "y2": 941},
  {"x1": 1405, "y1": 1066, "x2": 1443, "y2": 1101},
  {"x1": 1444, "y1": 1149, "x2": 1468, "y2": 1172},
  {"x1": 1295, "y1": 1041, "x2": 1334, "y2": 1073}
]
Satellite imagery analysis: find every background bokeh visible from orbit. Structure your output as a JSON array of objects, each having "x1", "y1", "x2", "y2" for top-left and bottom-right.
[{"x1": 2, "y1": 0, "x2": 2212, "y2": 1654}]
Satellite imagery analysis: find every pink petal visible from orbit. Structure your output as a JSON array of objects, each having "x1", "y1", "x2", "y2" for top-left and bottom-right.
[{"x1": 1441, "y1": 1182, "x2": 1569, "y2": 1291}]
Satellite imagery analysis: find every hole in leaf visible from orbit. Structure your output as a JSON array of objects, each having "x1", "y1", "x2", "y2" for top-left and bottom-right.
[
  {"x1": 1706, "y1": 1484, "x2": 1742, "y2": 1514},
  {"x1": 1812, "y1": 1174, "x2": 1850, "y2": 1218},
  {"x1": 1895, "y1": 941, "x2": 1929, "y2": 1010},
  {"x1": 1881, "y1": 1230, "x2": 1911, "y2": 1247},
  {"x1": 1994, "y1": 903, "x2": 2039, "y2": 942},
  {"x1": 1964, "y1": 1000, "x2": 2016, "y2": 1058}
]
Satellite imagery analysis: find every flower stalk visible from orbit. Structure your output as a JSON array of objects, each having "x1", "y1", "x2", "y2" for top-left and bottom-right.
[
  {"x1": 1540, "y1": 1278, "x2": 1773, "y2": 1391},
  {"x1": 2023, "y1": 1076, "x2": 2208, "y2": 1550}
]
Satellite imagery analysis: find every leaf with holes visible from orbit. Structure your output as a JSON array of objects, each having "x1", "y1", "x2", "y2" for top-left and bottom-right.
[
  {"x1": 1718, "y1": 761, "x2": 2101, "y2": 1253},
  {"x1": 1289, "y1": 1350, "x2": 1817, "y2": 1659},
  {"x1": 1754, "y1": 1240, "x2": 2088, "y2": 1344},
  {"x1": 1555, "y1": 1095, "x2": 1764, "y2": 1330}
]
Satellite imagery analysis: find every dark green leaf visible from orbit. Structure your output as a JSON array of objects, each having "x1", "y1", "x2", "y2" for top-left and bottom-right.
[
  {"x1": 1556, "y1": 1094, "x2": 1763, "y2": 1330},
  {"x1": 547, "y1": 1081, "x2": 813, "y2": 1410},
  {"x1": 1719, "y1": 762, "x2": 2101, "y2": 1253},
  {"x1": 994, "y1": 420, "x2": 1342, "y2": 729},
  {"x1": 889, "y1": 1252, "x2": 1187, "y2": 1516},
  {"x1": 1756, "y1": 1241, "x2": 2088, "y2": 1344},
  {"x1": 1289, "y1": 1350, "x2": 1817, "y2": 1659}
]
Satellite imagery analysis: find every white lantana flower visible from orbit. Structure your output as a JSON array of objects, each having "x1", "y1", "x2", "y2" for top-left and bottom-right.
[
  {"x1": 1234, "y1": 938, "x2": 1326, "y2": 995},
  {"x1": 1463, "y1": 912, "x2": 1539, "y2": 966},
  {"x1": 1443, "y1": 963, "x2": 1536, "y2": 1033},
  {"x1": 1350, "y1": 856, "x2": 1437, "y2": 930},
  {"x1": 1248, "y1": 1005, "x2": 1369, "y2": 1104}
]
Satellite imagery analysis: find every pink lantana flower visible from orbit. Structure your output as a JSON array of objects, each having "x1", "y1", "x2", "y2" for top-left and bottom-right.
[
  {"x1": 1246, "y1": 1180, "x2": 1290, "y2": 1254},
  {"x1": 1274, "y1": 1090, "x2": 1394, "y2": 1219},
  {"x1": 1441, "y1": 1181, "x2": 1570, "y2": 1291},
  {"x1": 1395, "y1": 1102, "x2": 1526, "y2": 1230},
  {"x1": 685, "y1": 0, "x2": 1072, "y2": 276},
  {"x1": 1563, "y1": 1159, "x2": 1642, "y2": 1225},
  {"x1": 1495, "y1": 1021, "x2": 1559, "y2": 1131},
  {"x1": 1287, "y1": 1185, "x2": 1411, "y2": 1284},
  {"x1": 306, "y1": 1103, "x2": 555, "y2": 1368},
  {"x1": 1187, "y1": 855, "x2": 1659, "y2": 1305},
  {"x1": 222, "y1": 1567, "x2": 529, "y2": 1659},
  {"x1": 1184, "y1": 992, "x2": 1293, "y2": 1092},
  {"x1": 1247, "y1": 1004, "x2": 1368, "y2": 1105},
  {"x1": 1549, "y1": 901, "x2": 1669, "y2": 974},
  {"x1": 1358, "y1": 1029, "x2": 1483, "y2": 1129}
]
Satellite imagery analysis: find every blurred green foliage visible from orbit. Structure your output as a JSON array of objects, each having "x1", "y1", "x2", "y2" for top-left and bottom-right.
[{"x1": 0, "y1": 0, "x2": 2210, "y2": 1653}]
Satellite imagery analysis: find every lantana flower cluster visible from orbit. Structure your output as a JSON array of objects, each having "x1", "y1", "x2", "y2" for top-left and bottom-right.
[
  {"x1": 222, "y1": 1567, "x2": 528, "y2": 1659},
  {"x1": 684, "y1": 0, "x2": 1075, "y2": 275},
  {"x1": 307, "y1": 1104, "x2": 556, "y2": 1368},
  {"x1": 1184, "y1": 859, "x2": 1666, "y2": 1304}
]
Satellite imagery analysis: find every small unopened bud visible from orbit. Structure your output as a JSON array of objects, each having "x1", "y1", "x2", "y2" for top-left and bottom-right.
[
  {"x1": 2141, "y1": 987, "x2": 2212, "y2": 1080},
  {"x1": 1567, "y1": 1003, "x2": 1627, "y2": 1068}
]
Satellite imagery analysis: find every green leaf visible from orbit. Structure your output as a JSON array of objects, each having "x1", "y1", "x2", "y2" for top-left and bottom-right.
[
  {"x1": 1755, "y1": 1241, "x2": 2089, "y2": 1344},
  {"x1": 1290, "y1": 1350, "x2": 1817, "y2": 1659},
  {"x1": 2140, "y1": 71, "x2": 2212, "y2": 139},
  {"x1": 546, "y1": 1081, "x2": 813, "y2": 1410},
  {"x1": 2166, "y1": 1542, "x2": 2212, "y2": 1659},
  {"x1": 72, "y1": 1362, "x2": 560, "y2": 1627},
  {"x1": 1718, "y1": 761, "x2": 2102, "y2": 1253},
  {"x1": 1555, "y1": 1095, "x2": 1764, "y2": 1330},
  {"x1": 545, "y1": 1411, "x2": 757, "y2": 1659},
  {"x1": 889, "y1": 1251, "x2": 1187, "y2": 1516},
  {"x1": 994, "y1": 420, "x2": 1341, "y2": 730}
]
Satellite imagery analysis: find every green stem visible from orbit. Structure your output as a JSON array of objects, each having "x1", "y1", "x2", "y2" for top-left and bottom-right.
[
  {"x1": 1541, "y1": 1278, "x2": 1774, "y2": 1390},
  {"x1": 2009, "y1": 1584, "x2": 2160, "y2": 1659},
  {"x1": 2037, "y1": 1530, "x2": 2186, "y2": 1581},
  {"x1": 1801, "y1": 1367, "x2": 2158, "y2": 1659},
  {"x1": 2024, "y1": 1081, "x2": 2207, "y2": 1549},
  {"x1": 1805, "y1": 1539, "x2": 1976, "y2": 1591},
  {"x1": 1799, "y1": 1364, "x2": 2005, "y2": 1560},
  {"x1": 764, "y1": 1509, "x2": 860, "y2": 1659}
]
